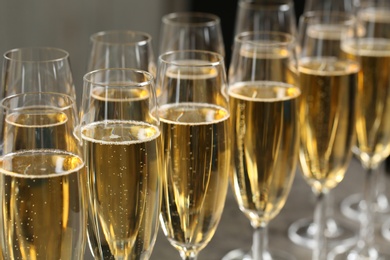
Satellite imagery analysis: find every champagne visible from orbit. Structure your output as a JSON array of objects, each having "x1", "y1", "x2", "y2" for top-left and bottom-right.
[
  {"x1": 228, "y1": 81, "x2": 300, "y2": 225},
  {"x1": 0, "y1": 150, "x2": 85, "y2": 260},
  {"x1": 229, "y1": 43, "x2": 298, "y2": 87},
  {"x1": 342, "y1": 38, "x2": 390, "y2": 167},
  {"x1": 158, "y1": 102, "x2": 230, "y2": 253},
  {"x1": 82, "y1": 120, "x2": 161, "y2": 258},
  {"x1": 299, "y1": 57, "x2": 359, "y2": 192}
]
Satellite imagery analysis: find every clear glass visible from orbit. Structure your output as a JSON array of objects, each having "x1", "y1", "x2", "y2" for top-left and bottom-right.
[
  {"x1": 87, "y1": 30, "x2": 156, "y2": 77},
  {"x1": 0, "y1": 47, "x2": 77, "y2": 164},
  {"x1": 79, "y1": 68, "x2": 161, "y2": 260},
  {"x1": 297, "y1": 12, "x2": 359, "y2": 260},
  {"x1": 289, "y1": 0, "x2": 359, "y2": 249},
  {"x1": 340, "y1": 165, "x2": 390, "y2": 222},
  {"x1": 382, "y1": 218, "x2": 390, "y2": 241},
  {"x1": 156, "y1": 50, "x2": 230, "y2": 260},
  {"x1": 158, "y1": 12, "x2": 225, "y2": 56},
  {"x1": 225, "y1": 31, "x2": 300, "y2": 260},
  {"x1": 0, "y1": 92, "x2": 86, "y2": 259},
  {"x1": 1, "y1": 47, "x2": 76, "y2": 100},
  {"x1": 329, "y1": 2, "x2": 390, "y2": 259},
  {"x1": 233, "y1": 0, "x2": 297, "y2": 36}
]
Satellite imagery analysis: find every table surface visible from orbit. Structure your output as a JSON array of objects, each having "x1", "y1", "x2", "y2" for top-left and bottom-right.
[{"x1": 85, "y1": 157, "x2": 390, "y2": 259}]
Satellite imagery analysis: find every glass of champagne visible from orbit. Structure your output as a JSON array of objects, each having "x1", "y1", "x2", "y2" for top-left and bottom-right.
[
  {"x1": 330, "y1": 1, "x2": 390, "y2": 259},
  {"x1": 339, "y1": 0, "x2": 390, "y2": 228},
  {"x1": 156, "y1": 50, "x2": 230, "y2": 260},
  {"x1": 0, "y1": 92, "x2": 86, "y2": 259},
  {"x1": 289, "y1": 2, "x2": 359, "y2": 250},
  {"x1": 297, "y1": 11, "x2": 359, "y2": 259},
  {"x1": 79, "y1": 68, "x2": 162, "y2": 259},
  {"x1": 87, "y1": 30, "x2": 156, "y2": 76},
  {"x1": 85, "y1": 30, "x2": 159, "y2": 260},
  {"x1": 224, "y1": 31, "x2": 300, "y2": 260},
  {"x1": 158, "y1": 12, "x2": 225, "y2": 56}
]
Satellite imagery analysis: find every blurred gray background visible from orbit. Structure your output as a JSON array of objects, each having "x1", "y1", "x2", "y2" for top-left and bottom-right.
[{"x1": 0, "y1": 0, "x2": 188, "y2": 103}]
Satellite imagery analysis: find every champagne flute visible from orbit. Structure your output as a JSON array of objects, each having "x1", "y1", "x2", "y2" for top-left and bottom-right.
[
  {"x1": 233, "y1": 0, "x2": 297, "y2": 36},
  {"x1": 289, "y1": 0, "x2": 359, "y2": 249},
  {"x1": 226, "y1": 3, "x2": 298, "y2": 259},
  {"x1": 224, "y1": 31, "x2": 300, "y2": 260},
  {"x1": 87, "y1": 30, "x2": 156, "y2": 76},
  {"x1": 85, "y1": 31, "x2": 159, "y2": 260},
  {"x1": 158, "y1": 12, "x2": 225, "y2": 56},
  {"x1": 329, "y1": 1, "x2": 390, "y2": 259},
  {"x1": 297, "y1": 11, "x2": 359, "y2": 259},
  {"x1": 79, "y1": 68, "x2": 161, "y2": 260},
  {"x1": 0, "y1": 92, "x2": 86, "y2": 259},
  {"x1": 156, "y1": 50, "x2": 230, "y2": 260}
]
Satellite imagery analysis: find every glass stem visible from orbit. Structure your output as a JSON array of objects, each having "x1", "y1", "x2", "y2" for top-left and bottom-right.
[
  {"x1": 252, "y1": 224, "x2": 269, "y2": 260},
  {"x1": 355, "y1": 167, "x2": 378, "y2": 253},
  {"x1": 180, "y1": 250, "x2": 198, "y2": 260},
  {"x1": 313, "y1": 191, "x2": 328, "y2": 260}
]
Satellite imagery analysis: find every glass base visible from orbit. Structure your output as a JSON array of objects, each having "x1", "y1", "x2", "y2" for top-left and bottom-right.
[
  {"x1": 288, "y1": 218, "x2": 357, "y2": 249},
  {"x1": 328, "y1": 245, "x2": 390, "y2": 260},
  {"x1": 340, "y1": 193, "x2": 390, "y2": 222},
  {"x1": 382, "y1": 219, "x2": 390, "y2": 241},
  {"x1": 222, "y1": 248, "x2": 296, "y2": 260}
]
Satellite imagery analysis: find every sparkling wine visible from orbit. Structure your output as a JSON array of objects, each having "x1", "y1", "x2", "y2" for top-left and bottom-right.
[
  {"x1": 342, "y1": 38, "x2": 390, "y2": 167},
  {"x1": 298, "y1": 57, "x2": 359, "y2": 192},
  {"x1": 0, "y1": 150, "x2": 85, "y2": 260},
  {"x1": 228, "y1": 81, "x2": 300, "y2": 225},
  {"x1": 158, "y1": 102, "x2": 230, "y2": 253},
  {"x1": 82, "y1": 120, "x2": 161, "y2": 258}
]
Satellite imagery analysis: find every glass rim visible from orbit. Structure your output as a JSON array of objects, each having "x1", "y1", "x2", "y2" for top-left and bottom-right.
[
  {"x1": 300, "y1": 10, "x2": 355, "y2": 25},
  {"x1": 239, "y1": 0, "x2": 294, "y2": 11},
  {"x1": 1, "y1": 92, "x2": 75, "y2": 111},
  {"x1": 3, "y1": 47, "x2": 69, "y2": 63},
  {"x1": 162, "y1": 12, "x2": 220, "y2": 27},
  {"x1": 234, "y1": 31, "x2": 295, "y2": 46},
  {"x1": 90, "y1": 30, "x2": 152, "y2": 46},
  {"x1": 158, "y1": 50, "x2": 224, "y2": 67},
  {"x1": 83, "y1": 68, "x2": 155, "y2": 88}
]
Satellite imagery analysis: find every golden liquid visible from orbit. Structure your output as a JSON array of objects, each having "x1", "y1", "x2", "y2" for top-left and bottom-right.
[
  {"x1": 82, "y1": 120, "x2": 161, "y2": 259},
  {"x1": 228, "y1": 82, "x2": 300, "y2": 226},
  {"x1": 342, "y1": 38, "x2": 390, "y2": 167},
  {"x1": 0, "y1": 150, "x2": 86, "y2": 260},
  {"x1": 299, "y1": 57, "x2": 359, "y2": 193},
  {"x1": 158, "y1": 103, "x2": 230, "y2": 253},
  {"x1": 229, "y1": 44, "x2": 298, "y2": 87}
]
